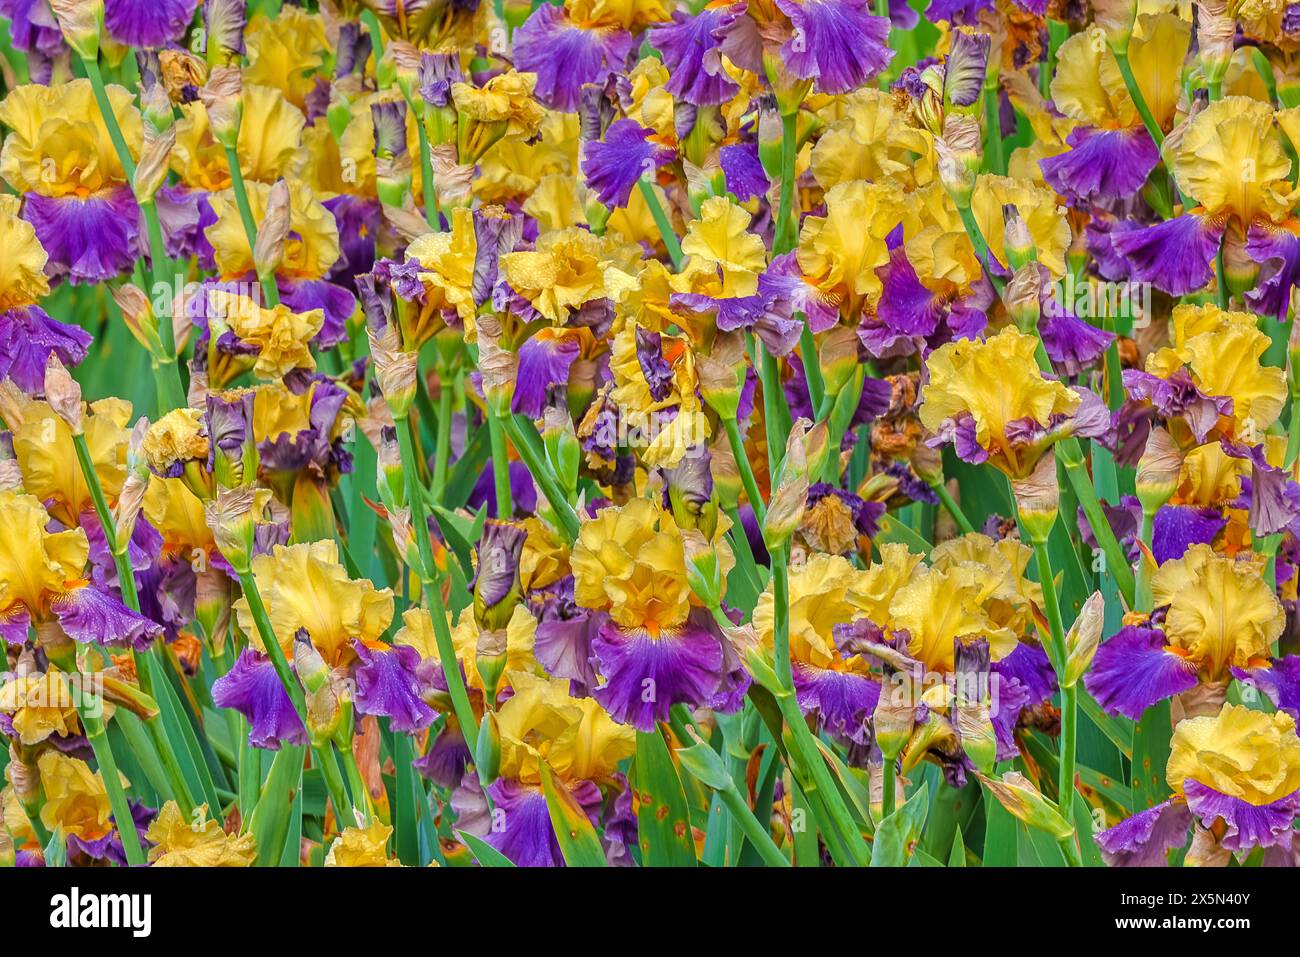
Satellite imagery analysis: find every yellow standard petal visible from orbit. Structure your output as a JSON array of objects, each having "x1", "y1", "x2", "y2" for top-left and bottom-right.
[
  {"x1": 1151, "y1": 544, "x2": 1283, "y2": 678},
  {"x1": 1168, "y1": 703, "x2": 1300, "y2": 805}
]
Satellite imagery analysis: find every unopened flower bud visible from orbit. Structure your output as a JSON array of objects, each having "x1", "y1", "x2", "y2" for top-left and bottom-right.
[
  {"x1": 43, "y1": 355, "x2": 83, "y2": 436},
  {"x1": 295, "y1": 629, "x2": 347, "y2": 748},
  {"x1": 473, "y1": 521, "x2": 526, "y2": 632},
  {"x1": 198, "y1": 66, "x2": 243, "y2": 148},
  {"x1": 696, "y1": 330, "x2": 747, "y2": 420},
  {"x1": 204, "y1": 0, "x2": 247, "y2": 67},
  {"x1": 873, "y1": 663, "x2": 918, "y2": 761},
  {"x1": 50, "y1": 0, "x2": 103, "y2": 60},
  {"x1": 1004, "y1": 264, "x2": 1043, "y2": 334},
  {"x1": 1135, "y1": 426, "x2": 1183, "y2": 512},
  {"x1": 114, "y1": 417, "x2": 150, "y2": 548},
  {"x1": 475, "y1": 627, "x2": 509, "y2": 706},
  {"x1": 1093, "y1": 0, "x2": 1138, "y2": 52},
  {"x1": 204, "y1": 485, "x2": 271, "y2": 575},
  {"x1": 764, "y1": 419, "x2": 813, "y2": 551},
  {"x1": 541, "y1": 405, "x2": 581, "y2": 503},
  {"x1": 953, "y1": 638, "x2": 996, "y2": 775},
  {"x1": 134, "y1": 120, "x2": 175, "y2": 203},
  {"x1": 682, "y1": 528, "x2": 728, "y2": 610},
  {"x1": 112, "y1": 283, "x2": 164, "y2": 357},
  {"x1": 368, "y1": 329, "x2": 419, "y2": 418},
  {"x1": 1009, "y1": 450, "x2": 1059, "y2": 543},
  {"x1": 976, "y1": 771, "x2": 1073, "y2": 840},
  {"x1": 818, "y1": 326, "x2": 860, "y2": 399},
  {"x1": 1063, "y1": 591, "x2": 1104, "y2": 688}
]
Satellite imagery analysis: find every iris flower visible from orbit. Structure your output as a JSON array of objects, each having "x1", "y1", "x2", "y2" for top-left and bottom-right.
[{"x1": 0, "y1": 79, "x2": 142, "y2": 283}]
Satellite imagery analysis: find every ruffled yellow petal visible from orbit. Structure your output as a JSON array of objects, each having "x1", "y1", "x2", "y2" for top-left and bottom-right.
[
  {"x1": 207, "y1": 178, "x2": 340, "y2": 280},
  {"x1": 971, "y1": 175, "x2": 1070, "y2": 277},
  {"x1": 1168, "y1": 703, "x2": 1300, "y2": 805},
  {"x1": 1171, "y1": 97, "x2": 1293, "y2": 223},
  {"x1": 0, "y1": 194, "x2": 48, "y2": 310},
  {"x1": 14, "y1": 398, "x2": 132, "y2": 527},
  {"x1": 146, "y1": 801, "x2": 257, "y2": 866},
  {"x1": 234, "y1": 540, "x2": 394, "y2": 668},
  {"x1": 244, "y1": 8, "x2": 328, "y2": 110},
  {"x1": 0, "y1": 79, "x2": 140, "y2": 196},
  {"x1": 1152, "y1": 543, "x2": 1283, "y2": 677},
  {"x1": 172, "y1": 84, "x2": 305, "y2": 190}
]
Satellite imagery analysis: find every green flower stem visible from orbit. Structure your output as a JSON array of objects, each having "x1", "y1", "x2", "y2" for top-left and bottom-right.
[
  {"x1": 982, "y1": 83, "x2": 1005, "y2": 174},
  {"x1": 431, "y1": 370, "x2": 455, "y2": 502},
  {"x1": 83, "y1": 712, "x2": 146, "y2": 866},
  {"x1": 503, "y1": 414, "x2": 582, "y2": 543},
  {"x1": 723, "y1": 418, "x2": 767, "y2": 525},
  {"x1": 82, "y1": 57, "x2": 137, "y2": 180},
  {"x1": 774, "y1": 112, "x2": 799, "y2": 255},
  {"x1": 316, "y1": 744, "x2": 355, "y2": 829},
  {"x1": 72, "y1": 433, "x2": 194, "y2": 811},
  {"x1": 799, "y1": 324, "x2": 825, "y2": 415},
  {"x1": 712, "y1": 771, "x2": 790, "y2": 867},
  {"x1": 771, "y1": 545, "x2": 793, "y2": 690},
  {"x1": 723, "y1": 504, "x2": 765, "y2": 593},
  {"x1": 954, "y1": 203, "x2": 1005, "y2": 295},
  {"x1": 336, "y1": 739, "x2": 375, "y2": 821},
  {"x1": 880, "y1": 757, "x2": 896, "y2": 820},
  {"x1": 1286, "y1": 415, "x2": 1300, "y2": 471},
  {"x1": 394, "y1": 410, "x2": 484, "y2": 755},
  {"x1": 1136, "y1": 506, "x2": 1157, "y2": 612},
  {"x1": 638, "y1": 178, "x2": 684, "y2": 270},
  {"x1": 236, "y1": 569, "x2": 356, "y2": 830},
  {"x1": 1029, "y1": 535, "x2": 1080, "y2": 839},
  {"x1": 1042, "y1": 20, "x2": 1066, "y2": 99},
  {"x1": 1056, "y1": 439, "x2": 1136, "y2": 607},
  {"x1": 222, "y1": 145, "x2": 281, "y2": 307},
  {"x1": 139, "y1": 200, "x2": 186, "y2": 412},
  {"x1": 415, "y1": 121, "x2": 442, "y2": 229},
  {"x1": 487, "y1": 411, "x2": 513, "y2": 518},
  {"x1": 18, "y1": 781, "x2": 53, "y2": 849},
  {"x1": 772, "y1": 689, "x2": 871, "y2": 865},
  {"x1": 423, "y1": 579, "x2": 483, "y2": 764},
  {"x1": 926, "y1": 477, "x2": 975, "y2": 534},
  {"x1": 1112, "y1": 47, "x2": 1165, "y2": 148},
  {"x1": 758, "y1": 344, "x2": 792, "y2": 474}
]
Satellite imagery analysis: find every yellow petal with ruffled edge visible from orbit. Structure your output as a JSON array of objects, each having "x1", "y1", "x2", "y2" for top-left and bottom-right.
[
  {"x1": 172, "y1": 84, "x2": 305, "y2": 190},
  {"x1": 325, "y1": 819, "x2": 399, "y2": 866},
  {"x1": 1152, "y1": 544, "x2": 1283, "y2": 678},
  {"x1": 888, "y1": 565, "x2": 1018, "y2": 673},
  {"x1": 244, "y1": 8, "x2": 328, "y2": 110},
  {"x1": 206, "y1": 179, "x2": 340, "y2": 280},
  {"x1": 0, "y1": 672, "x2": 80, "y2": 746},
  {"x1": 212, "y1": 291, "x2": 323, "y2": 381},
  {"x1": 0, "y1": 78, "x2": 140, "y2": 196},
  {"x1": 1168, "y1": 703, "x2": 1300, "y2": 805},
  {"x1": 38, "y1": 751, "x2": 116, "y2": 842},
  {"x1": 147, "y1": 801, "x2": 257, "y2": 866},
  {"x1": 919, "y1": 325, "x2": 1079, "y2": 460},
  {"x1": 680, "y1": 197, "x2": 768, "y2": 296},
  {"x1": 234, "y1": 540, "x2": 394, "y2": 668},
  {"x1": 1171, "y1": 97, "x2": 1293, "y2": 224},
  {"x1": 0, "y1": 194, "x2": 48, "y2": 311},
  {"x1": 971, "y1": 175, "x2": 1071, "y2": 278},
  {"x1": 14, "y1": 398, "x2": 131, "y2": 528},
  {"x1": 753, "y1": 553, "x2": 870, "y2": 669},
  {"x1": 1184, "y1": 322, "x2": 1286, "y2": 435},
  {"x1": 797, "y1": 179, "x2": 906, "y2": 309}
]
